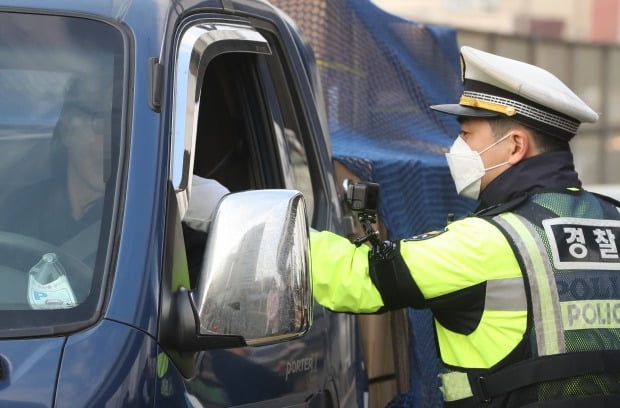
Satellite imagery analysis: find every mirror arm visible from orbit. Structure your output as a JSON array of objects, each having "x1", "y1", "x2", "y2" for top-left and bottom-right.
[{"x1": 167, "y1": 287, "x2": 247, "y2": 351}]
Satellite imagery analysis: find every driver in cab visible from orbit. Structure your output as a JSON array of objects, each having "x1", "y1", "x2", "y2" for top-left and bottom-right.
[{"x1": 0, "y1": 75, "x2": 111, "y2": 265}]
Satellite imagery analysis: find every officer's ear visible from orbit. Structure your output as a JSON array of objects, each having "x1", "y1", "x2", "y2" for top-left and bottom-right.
[{"x1": 507, "y1": 129, "x2": 534, "y2": 165}]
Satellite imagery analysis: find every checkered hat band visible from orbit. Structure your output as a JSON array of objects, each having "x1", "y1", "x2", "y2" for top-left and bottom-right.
[{"x1": 462, "y1": 90, "x2": 580, "y2": 134}]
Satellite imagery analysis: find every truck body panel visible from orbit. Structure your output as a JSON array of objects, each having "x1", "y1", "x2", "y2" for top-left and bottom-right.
[{"x1": 0, "y1": 0, "x2": 364, "y2": 406}]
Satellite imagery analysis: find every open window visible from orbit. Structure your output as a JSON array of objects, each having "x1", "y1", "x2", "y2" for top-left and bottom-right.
[
  {"x1": 169, "y1": 20, "x2": 321, "y2": 286},
  {"x1": 170, "y1": 20, "x2": 319, "y2": 219},
  {"x1": 193, "y1": 52, "x2": 280, "y2": 192}
]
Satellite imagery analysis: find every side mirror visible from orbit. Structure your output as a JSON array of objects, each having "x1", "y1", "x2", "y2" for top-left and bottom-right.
[{"x1": 171, "y1": 189, "x2": 312, "y2": 350}]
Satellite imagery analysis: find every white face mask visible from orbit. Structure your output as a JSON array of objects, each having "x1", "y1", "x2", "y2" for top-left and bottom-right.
[{"x1": 445, "y1": 132, "x2": 511, "y2": 199}]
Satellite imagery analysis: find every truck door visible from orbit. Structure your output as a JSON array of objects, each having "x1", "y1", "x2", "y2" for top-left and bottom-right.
[{"x1": 158, "y1": 17, "x2": 338, "y2": 407}]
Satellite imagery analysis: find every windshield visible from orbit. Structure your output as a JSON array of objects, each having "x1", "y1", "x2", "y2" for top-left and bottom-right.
[{"x1": 0, "y1": 12, "x2": 124, "y2": 335}]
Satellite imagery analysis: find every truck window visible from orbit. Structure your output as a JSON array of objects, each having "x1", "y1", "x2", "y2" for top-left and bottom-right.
[
  {"x1": 183, "y1": 52, "x2": 284, "y2": 283},
  {"x1": 193, "y1": 52, "x2": 281, "y2": 191},
  {"x1": 0, "y1": 12, "x2": 124, "y2": 334},
  {"x1": 191, "y1": 40, "x2": 316, "y2": 221},
  {"x1": 175, "y1": 23, "x2": 320, "y2": 286}
]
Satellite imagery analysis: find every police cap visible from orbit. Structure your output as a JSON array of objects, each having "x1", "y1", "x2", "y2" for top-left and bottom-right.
[{"x1": 431, "y1": 46, "x2": 599, "y2": 141}]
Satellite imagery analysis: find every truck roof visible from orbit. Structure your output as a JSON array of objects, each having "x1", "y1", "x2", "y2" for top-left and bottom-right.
[{"x1": 0, "y1": 0, "x2": 281, "y2": 27}]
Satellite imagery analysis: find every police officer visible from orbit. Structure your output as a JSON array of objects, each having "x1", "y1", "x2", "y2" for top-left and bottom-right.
[{"x1": 311, "y1": 46, "x2": 620, "y2": 407}]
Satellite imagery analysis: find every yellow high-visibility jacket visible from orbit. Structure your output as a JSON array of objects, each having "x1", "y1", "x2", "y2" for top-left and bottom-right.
[{"x1": 311, "y1": 190, "x2": 620, "y2": 406}]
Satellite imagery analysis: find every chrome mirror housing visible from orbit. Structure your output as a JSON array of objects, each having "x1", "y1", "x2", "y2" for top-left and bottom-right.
[{"x1": 191, "y1": 189, "x2": 312, "y2": 345}]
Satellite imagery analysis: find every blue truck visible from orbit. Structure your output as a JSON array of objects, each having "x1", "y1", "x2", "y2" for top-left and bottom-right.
[{"x1": 0, "y1": 0, "x2": 365, "y2": 406}]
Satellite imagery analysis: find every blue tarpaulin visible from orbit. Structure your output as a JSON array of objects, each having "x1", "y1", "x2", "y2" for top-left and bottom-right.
[{"x1": 273, "y1": 1, "x2": 478, "y2": 406}]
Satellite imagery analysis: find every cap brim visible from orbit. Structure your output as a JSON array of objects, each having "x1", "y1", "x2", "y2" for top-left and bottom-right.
[{"x1": 430, "y1": 103, "x2": 500, "y2": 118}]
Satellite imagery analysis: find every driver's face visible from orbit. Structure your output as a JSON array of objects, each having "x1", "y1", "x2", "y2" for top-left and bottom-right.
[
  {"x1": 58, "y1": 105, "x2": 107, "y2": 194},
  {"x1": 57, "y1": 78, "x2": 111, "y2": 195}
]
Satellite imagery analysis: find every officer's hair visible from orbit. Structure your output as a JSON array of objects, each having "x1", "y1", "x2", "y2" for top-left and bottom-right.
[{"x1": 487, "y1": 117, "x2": 570, "y2": 153}]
